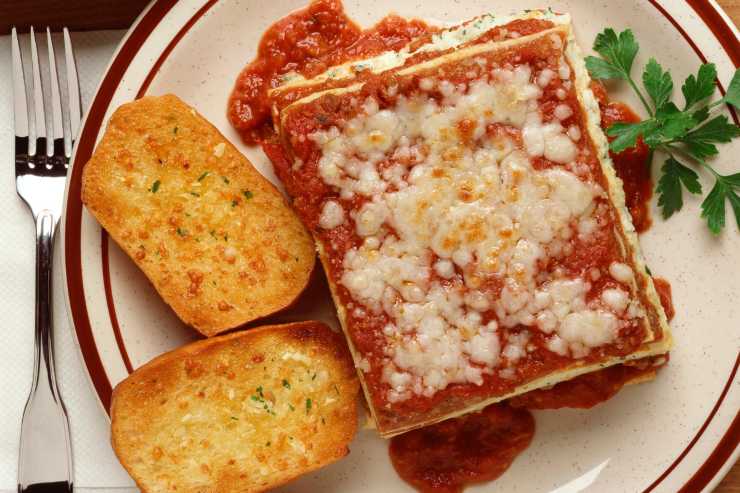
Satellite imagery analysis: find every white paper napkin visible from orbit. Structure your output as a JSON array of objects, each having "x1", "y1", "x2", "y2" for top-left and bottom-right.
[{"x1": 0, "y1": 30, "x2": 137, "y2": 490}]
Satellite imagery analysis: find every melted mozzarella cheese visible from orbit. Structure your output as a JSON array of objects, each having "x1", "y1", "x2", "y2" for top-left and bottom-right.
[
  {"x1": 319, "y1": 200, "x2": 345, "y2": 229},
  {"x1": 560, "y1": 310, "x2": 618, "y2": 347},
  {"x1": 353, "y1": 200, "x2": 389, "y2": 236},
  {"x1": 308, "y1": 62, "x2": 641, "y2": 401},
  {"x1": 601, "y1": 288, "x2": 629, "y2": 312},
  {"x1": 609, "y1": 261, "x2": 635, "y2": 283}
]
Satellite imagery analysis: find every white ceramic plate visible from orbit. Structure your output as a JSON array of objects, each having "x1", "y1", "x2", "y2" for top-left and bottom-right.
[{"x1": 61, "y1": 1, "x2": 740, "y2": 491}]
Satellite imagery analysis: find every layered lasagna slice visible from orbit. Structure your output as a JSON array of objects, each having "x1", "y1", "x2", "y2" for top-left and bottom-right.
[
  {"x1": 268, "y1": 13, "x2": 672, "y2": 437},
  {"x1": 268, "y1": 10, "x2": 562, "y2": 121}
]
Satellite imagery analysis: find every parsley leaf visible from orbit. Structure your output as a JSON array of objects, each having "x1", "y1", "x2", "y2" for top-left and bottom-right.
[
  {"x1": 699, "y1": 174, "x2": 740, "y2": 234},
  {"x1": 590, "y1": 27, "x2": 740, "y2": 234},
  {"x1": 728, "y1": 189, "x2": 740, "y2": 230},
  {"x1": 724, "y1": 172, "x2": 740, "y2": 188},
  {"x1": 681, "y1": 115, "x2": 740, "y2": 159},
  {"x1": 656, "y1": 157, "x2": 702, "y2": 219},
  {"x1": 701, "y1": 179, "x2": 728, "y2": 234},
  {"x1": 607, "y1": 104, "x2": 695, "y2": 151},
  {"x1": 593, "y1": 28, "x2": 639, "y2": 77},
  {"x1": 683, "y1": 140, "x2": 718, "y2": 161},
  {"x1": 682, "y1": 63, "x2": 717, "y2": 109},
  {"x1": 650, "y1": 103, "x2": 696, "y2": 144},
  {"x1": 684, "y1": 115, "x2": 740, "y2": 143},
  {"x1": 692, "y1": 106, "x2": 710, "y2": 125},
  {"x1": 607, "y1": 120, "x2": 656, "y2": 152},
  {"x1": 588, "y1": 28, "x2": 655, "y2": 115},
  {"x1": 643, "y1": 58, "x2": 673, "y2": 110},
  {"x1": 585, "y1": 56, "x2": 626, "y2": 80},
  {"x1": 723, "y1": 68, "x2": 740, "y2": 109}
]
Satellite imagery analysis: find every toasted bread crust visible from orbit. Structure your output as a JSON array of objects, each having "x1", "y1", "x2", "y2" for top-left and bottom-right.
[
  {"x1": 111, "y1": 321, "x2": 359, "y2": 493},
  {"x1": 81, "y1": 95, "x2": 315, "y2": 336}
]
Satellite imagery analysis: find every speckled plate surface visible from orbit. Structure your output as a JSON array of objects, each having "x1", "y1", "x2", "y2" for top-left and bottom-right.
[{"x1": 61, "y1": 1, "x2": 739, "y2": 491}]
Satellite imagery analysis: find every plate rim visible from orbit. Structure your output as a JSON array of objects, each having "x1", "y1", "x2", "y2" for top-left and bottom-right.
[{"x1": 60, "y1": 0, "x2": 740, "y2": 490}]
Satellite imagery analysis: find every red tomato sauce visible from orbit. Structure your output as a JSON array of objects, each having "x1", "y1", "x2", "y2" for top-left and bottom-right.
[
  {"x1": 591, "y1": 82, "x2": 653, "y2": 233},
  {"x1": 465, "y1": 18, "x2": 555, "y2": 46},
  {"x1": 389, "y1": 404, "x2": 535, "y2": 493},
  {"x1": 653, "y1": 277, "x2": 675, "y2": 321},
  {"x1": 508, "y1": 359, "x2": 664, "y2": 409},
  {"x1": 227, "y1": 0, "x2": 434, "y2": 144}
]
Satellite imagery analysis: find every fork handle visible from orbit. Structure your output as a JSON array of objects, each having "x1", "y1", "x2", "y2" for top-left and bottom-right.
[
  {"x1": 33, "y1": 211, "x2": 59, "y2": 397},
  {"x1": 18, "y1": 210, "x2": 73, "y2": 493}
]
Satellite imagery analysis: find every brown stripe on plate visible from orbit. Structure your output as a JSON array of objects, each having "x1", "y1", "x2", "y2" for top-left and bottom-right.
[
  {"x1": 686, "y1": 0, "x2": 740, "y2": 67},
  {"x1": 680, "y1": 404, "x2": 740, "y2": 492},
  {"x1": 101, "y1": 232, "x2": 135, "y2": 374},
  {"x1": 64, "y1": 0, "x2": 181, "y2": 412},
  {"x1": 137, "y1": 0, "x2": 220, "y2": 97},
  {"x1": 644, "y1": 353, "x2": 740, "y2": 492},
  {"x1": 96, "y1": 0, "x2": 221, "y2": 380}
]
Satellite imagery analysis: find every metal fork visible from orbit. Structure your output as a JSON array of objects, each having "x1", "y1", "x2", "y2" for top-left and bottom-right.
[{"x1": 12, "y1": 26, "x2": 80, "y2": 493}]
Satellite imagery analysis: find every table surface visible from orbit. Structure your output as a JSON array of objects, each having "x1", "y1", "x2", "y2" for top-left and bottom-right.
[{"x1": 0, "y1": 0, "x2": 737, "y2": 491}]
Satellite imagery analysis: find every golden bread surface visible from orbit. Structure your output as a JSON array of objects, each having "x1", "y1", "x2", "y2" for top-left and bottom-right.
[
  {"x1": 81, "y1": 94, "x2": 315, "y2": 336},
  {"x1": 111, "y1": 321, "x2": 359, "y2": 493}
]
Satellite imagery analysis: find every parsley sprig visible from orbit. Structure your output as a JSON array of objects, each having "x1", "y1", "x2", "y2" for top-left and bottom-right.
[{"x1": 585, "y1": 28, "x2": 740, "y2": 234}]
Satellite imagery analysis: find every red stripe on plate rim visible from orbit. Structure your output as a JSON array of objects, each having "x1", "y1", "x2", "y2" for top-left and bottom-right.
[
  {"x1": 99, "y1": 0, "x2": 219, "y2": 389},
  {"x1": 100, "y1": 233, "x2": 135, "y2": 374},
  {"x1": 64, "y1": 0, "x2": 182, "y2": 413}
]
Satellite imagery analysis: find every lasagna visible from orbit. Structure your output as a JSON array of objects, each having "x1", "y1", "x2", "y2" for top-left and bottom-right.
[{"x1": 266, "y1": 11, "x2": 672, "y2": 437}]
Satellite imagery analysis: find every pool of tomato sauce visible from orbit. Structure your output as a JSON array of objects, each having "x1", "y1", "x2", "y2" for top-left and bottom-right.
[
  {"x1": 230, "y1": 3, "x2": 674, "y2": 492},
  {"x1": 227, "y1": 0, "x2": 434, "y2": 144},
  {"x1": 389, "y1": 403, "x2": 535, "y2": 493}
]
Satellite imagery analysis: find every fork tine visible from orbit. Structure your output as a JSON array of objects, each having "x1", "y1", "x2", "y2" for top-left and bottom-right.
[
  {"x1": 11, "y1": 28, "x2": 30, "y2": 142},
  {"x1": 64, "y1": 28, "x2": 81, "y2": 152},
  {"x1": 29, "y1": 27, "x2": 47, "y2": 157},
  {"x1": 46, "y1": 28, "x2": 64, "y2": 156}
]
